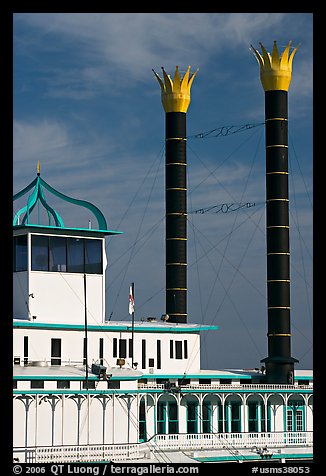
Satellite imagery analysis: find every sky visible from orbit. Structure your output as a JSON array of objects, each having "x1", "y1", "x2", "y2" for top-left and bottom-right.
[{"x1": 12, "y1": 12, "x2": 313, "y2": 371}]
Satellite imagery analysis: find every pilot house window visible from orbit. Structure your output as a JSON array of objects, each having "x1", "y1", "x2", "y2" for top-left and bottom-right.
[
  {"x1": 31, "y1": 235, "x2": 102, "y2": 274},
  {"x1": 13, "y1": 235, "x2": 28, "y2": 272}
]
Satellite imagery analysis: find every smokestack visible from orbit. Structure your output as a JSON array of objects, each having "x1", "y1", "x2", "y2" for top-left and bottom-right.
[
  {"x1": 153, "y1": 66, "x2": 198, "y2": 323},
  {"x1": 252, "y1": 41, "x2": 299, "y2": 383}
]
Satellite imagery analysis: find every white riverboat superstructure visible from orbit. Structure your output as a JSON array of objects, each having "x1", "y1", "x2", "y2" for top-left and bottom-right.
[
  {"x1": 13, "y1": 41, "x2": 313, "y2": 464},
  {"x1": 12, "y1": 182, "x2": 313, "y2": 464}
]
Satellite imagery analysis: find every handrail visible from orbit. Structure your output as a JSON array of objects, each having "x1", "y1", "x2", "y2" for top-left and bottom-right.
[{"x1": 13, "y1": 431, "x2": 313, "y2": 463}]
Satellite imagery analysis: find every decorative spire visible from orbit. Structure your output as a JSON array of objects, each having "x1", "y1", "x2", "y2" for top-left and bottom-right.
[
  {"x1": 153, "y1": 65, "x2": 198, "y2": 112},
  {"x1": 13, "y1": 173, "x2": 108, "y2": 230},
  {"x1": 251, "y1": 41, "x2": 299, "y2": 91},
  {"x1": 37, "y1": 160, "x2": 41, "y2": 176}
]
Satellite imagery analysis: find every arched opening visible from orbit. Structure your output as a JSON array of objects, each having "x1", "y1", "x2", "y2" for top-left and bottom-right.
[
  {"x1": 246, "y1": 395, "x2": 267, "y2": 432},
  {"x1": 157, "y1": 395, "x2": 178, "y2": 435},
  {"x1": 224, "y1": 395, "x2": 242, "y2": 433},
  {"x1": 287, "y1": 395, "x2": 305, "y2": 432},
  {"x1": 202, "y1": 394, "x2": 221, "y2": 433}
]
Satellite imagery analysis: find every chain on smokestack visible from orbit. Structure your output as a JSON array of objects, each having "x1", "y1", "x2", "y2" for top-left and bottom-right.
[
  {"x1": 153, "y1": 66, "x2": 198, "y2": 323},
  {"x1": 251, "y1": 41, "x2": 299, "y2": 383}
]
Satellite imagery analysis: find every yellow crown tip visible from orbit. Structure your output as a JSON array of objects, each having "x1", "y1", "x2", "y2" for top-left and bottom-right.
[
  {"x1": 153, "y1": 65, "x2": 198, "y2": 113},
  {"x1": 252, "y1": 40, "x2": 299, "y2": 91}
]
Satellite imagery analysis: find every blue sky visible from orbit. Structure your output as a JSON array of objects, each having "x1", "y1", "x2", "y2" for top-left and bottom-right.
[{"x1": 13, "y1": 13, "x2": 313, "y2": 370}]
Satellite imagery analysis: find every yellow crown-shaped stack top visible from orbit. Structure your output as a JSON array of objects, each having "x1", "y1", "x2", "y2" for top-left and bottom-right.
[
  {"x1": 153, "y1": 65, "x2": 198, "y2": 112},
  {"x1": 251, "y1": 41, "x2": 299, "y2": 91}
]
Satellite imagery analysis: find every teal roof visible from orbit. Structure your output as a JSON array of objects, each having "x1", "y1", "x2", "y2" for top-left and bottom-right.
[{"x1": 13, "y1": 168, "x2": 121, "y2": 235}]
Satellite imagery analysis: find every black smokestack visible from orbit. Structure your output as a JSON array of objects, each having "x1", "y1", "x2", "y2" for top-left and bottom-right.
[
  {"x1": 153, "y1": 66, "x2": 198, "y2": 323},
  {"x1": 252, "y1": 41, "x2": 299, "y2": 383}
]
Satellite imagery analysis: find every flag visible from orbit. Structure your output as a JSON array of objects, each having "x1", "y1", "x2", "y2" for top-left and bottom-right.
[{"x1": 129, "y1": 284, "x2": 134, "y2": 315}]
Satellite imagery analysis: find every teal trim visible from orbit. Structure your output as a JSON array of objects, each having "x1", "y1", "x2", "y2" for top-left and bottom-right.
[
  {"x1": 13, "y1": 223, "x2": 122, "y2": 236},
  {"x1": 13, "y1": 389, "x2": 149, "y2": 396},
  {"x1": 14, "y1": 376, "x2": 96, "y2": 381},
  {"x1": 13, "y1": 375, "x2": 139, "y2": 381},
  {"x1": 142, "y1": 373, "x2": 249, "y2": 379},
  {"x1": 13, "y1": 175, "x2": 108, "y2": 231},
  {"x1": 13, "y1": 321, "x2": 218, "y2": 333},
  {"x1": 13, "y1": 387, "x2": 313, "y2": 396},
  {"x1": 195, "y1": 453, "x2": 313, "y2": 462},
  {"x1": 294, "y1": 376, "x2": 312, "y2": 381}
]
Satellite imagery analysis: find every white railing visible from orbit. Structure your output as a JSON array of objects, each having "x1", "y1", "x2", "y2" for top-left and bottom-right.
[
  {"x1": 138, "y1": 383, "x2": 312, "y2": 391},
  {"x1": 34, "y1": 443, "x2": 140, "y2": 463},
  {"x1": 151, "y1": 431, "x2": 313, "y2": 450},
  {"x1": 14, "y1": 432, "x2": 313, "y2": 463}
]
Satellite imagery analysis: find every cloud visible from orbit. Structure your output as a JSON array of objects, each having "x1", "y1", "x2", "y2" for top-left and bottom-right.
[{"x1": 14, "y1": 13, "x2": 312, "y2": 96}]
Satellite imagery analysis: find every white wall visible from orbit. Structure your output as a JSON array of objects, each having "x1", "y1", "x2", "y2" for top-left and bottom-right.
[
  {"x1": 29, "y1": 273, "x2": 104, "y2": 325},
  {"x1": 13, "y1": 328, "x2": 201, "y2": 374}
]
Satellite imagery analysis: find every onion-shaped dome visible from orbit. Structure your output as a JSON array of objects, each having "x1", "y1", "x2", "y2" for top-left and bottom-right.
[{"x1": 13, "y1": 162, "x2": 120, "y2": 235}]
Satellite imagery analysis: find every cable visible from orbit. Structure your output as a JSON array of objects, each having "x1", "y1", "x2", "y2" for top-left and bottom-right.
[{"x1": 187, "y1": 122, "x2": 265, "y2": 139}]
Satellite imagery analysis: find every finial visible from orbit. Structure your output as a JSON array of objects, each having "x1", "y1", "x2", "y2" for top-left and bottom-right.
[
  {"x1": 37, "y1": 161, "x2": 41, "y2": 176},
  {"x1": 153, "y1": 65, "x2": 198, "y2": 112},
  {"x1": 250, "y1": 41, "x2": 299, "y2": 91}
]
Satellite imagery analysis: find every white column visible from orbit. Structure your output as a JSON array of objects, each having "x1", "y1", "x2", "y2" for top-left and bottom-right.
[
  {"x1": 61, "y1": 394, "x2": 65, "y2": 445},
  {"x1": 34, "y1": 395, "x2": 38, "y2": 448},
  {"x1": 257, "y1": 402, "x2": 262, "y2": 432},
  {"x1": 227, "y1": 403, "x2": 231, "y2": 433},
  {"x1": 242, "y1": 399, "x2": 248, "y2": 433}
]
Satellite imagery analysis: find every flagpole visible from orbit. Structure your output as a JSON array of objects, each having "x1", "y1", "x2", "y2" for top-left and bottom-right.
[{"x1": 130, "y1": 282, "x2": 135, "y2": 368}]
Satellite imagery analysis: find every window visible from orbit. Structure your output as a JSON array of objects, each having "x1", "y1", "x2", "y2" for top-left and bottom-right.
[
  {"x1": 85, "y1": 239, "x2": 102, "y2": 274},
  {"x1": 31, "y1": 380, "x2": 44, "y2": 389},
  {"x1": 187, "y1": 401, "x2": 198, "y2": 433},
  {"x1": 57, "y1": 380, "x2": 70, "y2": 389},
  {"x1": 248, "y1": 403, "x2": 259, "y2": 432},
  {"x1": 14, "y1": 235, "x2": 27, "y2": 271},
  {"x1": 183, "y1": 340, "x2": 188, "y2": 359},
  {"x1": 287, "y1": 409, "x2": 293, "y2": 431},
  {"x1": 139, "y1": 397, "x2": 147, "y2": 442},
  {"x1": 230, "y1": 403, "x2": 241, "y2": 432},
  {"x1": 67, "y1": 238, "x2": 84, "y2": 273},
  {"x1": 296, "y1": 410, "x2": 303, "y2": 432},
  {"x1": 113, "y1": 338, "x2": 117, "y2": 357},
  {"x1": 157, "y1": 400, "x2": 179, "y2": 434},
  {"x1": 49, "y1": 236, "x2": 66, "y2": 271},
  {"x1": 32, "y1": 235, "x2": 49, "y2": 271},
  {"x1": 220, "y1": 378, "x2": 232, "y2": 385},
  {"x1": 99, "y1": 338, "x2": 104, "y2": 365},
  {"x1": 202, "y1": 401, "x2": 212, "y2": 433},
  {"x1": 175, "y1": 341, "x2": 182, "y2": 359},
  {"x1": 119, "y1": 339, "x2": 127, "y2": 358},
  {"x1": 82, "y1": 380, "x2": 96, "y2": 389},
  {"x1": 179, "y1": 378, "x2": 190, "y2": 386},
  {"x1": 170, "y1": 340, "x2": 174, "y2": 358},
  {"x1": 142, "y1": 340, "x2": 146, "y2": 369},
  {"x1": 157, "y1": 340, "x2": 161, "y2": 369},
  {"x1": 31, "y1": 235, "x2": 103, "y2": 274},
  {"x1": 83, "y1": 338, "x2": 88, "y2": 366},
  {"x1": 51, "y1": 338, "x2": 61, "y2": 365},
  {"x1": 24, "y1": 336, "x2": 28, "y2": 365},
  {"x1": 107, "y1": 380, "x2": 120, "y2": 389},
  {"x1": 168, "y1": 401, "x2": 178, "y2": 434}
]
